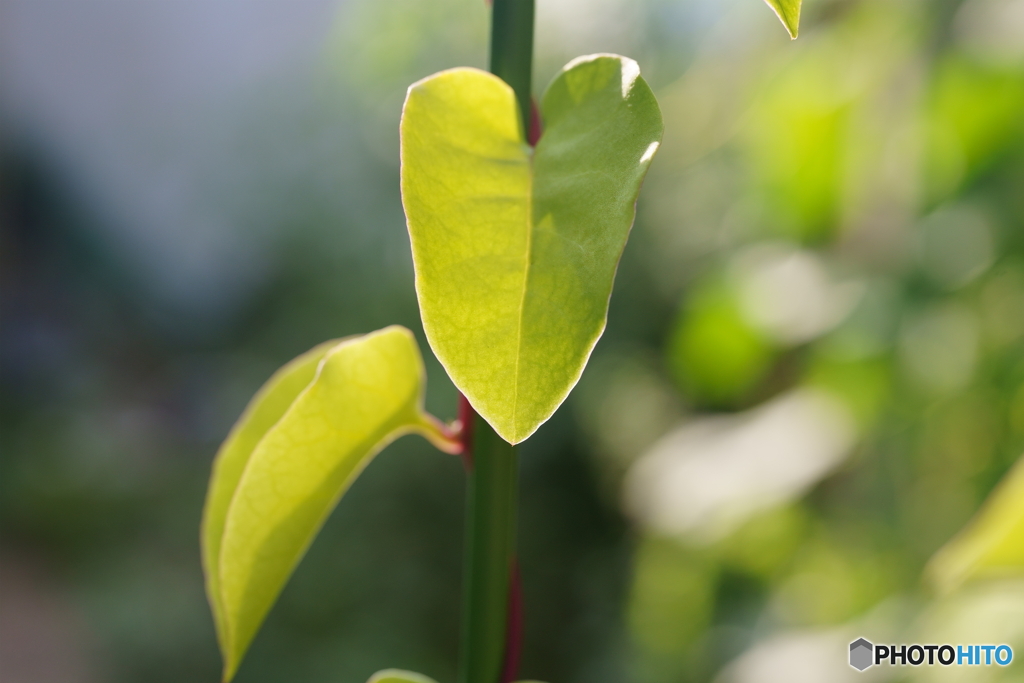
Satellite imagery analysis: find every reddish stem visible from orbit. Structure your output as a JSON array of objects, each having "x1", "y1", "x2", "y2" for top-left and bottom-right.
[
  {"x1": 500, "y1": 559, "x2": 524, "y2": 683},
  {"x1": 457, "y1": 393, "x2": 475, "y2": 470},
  {"x1": 527, "y1": 97, "x2": 543, "y2": 147}
]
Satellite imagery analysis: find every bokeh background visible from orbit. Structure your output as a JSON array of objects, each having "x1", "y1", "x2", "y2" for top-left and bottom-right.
[{"x1": 2, "y1": 0, "x2": 1023, "y2": 681}]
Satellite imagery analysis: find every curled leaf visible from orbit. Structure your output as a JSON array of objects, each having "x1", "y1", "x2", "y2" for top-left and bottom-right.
[
  {"x1": 401, "y1": 54, "x2": 663, "y2": 444},
  {"x1": 927, "y1": 454, "x2": 1024, "y2": 593},
  {"x1": 201, "y1": 326, "x2": 458, "y2": 681}
]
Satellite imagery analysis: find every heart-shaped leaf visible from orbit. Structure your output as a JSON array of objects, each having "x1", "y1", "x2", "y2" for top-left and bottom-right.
[
  {"x1": 201, "y1": 326, "x2": 458, "y2": 681},
  {"x1": 927, "y1": 454, "x2": 1024, "y2": 592},
  {"x1": 401, "y1": 54, "x2": 663, "y2": 444},
  {"x1": 763, "y1": 0, "x2": 801, "y2": 39}
]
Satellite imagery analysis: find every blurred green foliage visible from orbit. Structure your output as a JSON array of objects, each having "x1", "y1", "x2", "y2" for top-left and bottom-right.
[
  {"x1": 2, "y1": 0, "x2": 1024, "y2": 682},
  {"x1": 666, "y1": 280, "x2": 775, "y2": 407}
]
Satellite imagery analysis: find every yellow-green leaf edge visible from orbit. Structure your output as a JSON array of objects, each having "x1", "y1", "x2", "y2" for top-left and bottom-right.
[
  {"x1": 201, "y1": 326, "x2": 457, "y2": 681},
  {"x1": 927, "y1": 454, "x2": 1024, "y2": 593},
  {"x1": 367, "y1": 670, "x2": 441, "y2": 683}
]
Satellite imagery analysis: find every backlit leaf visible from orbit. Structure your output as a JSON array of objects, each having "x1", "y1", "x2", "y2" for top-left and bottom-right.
[
  {"x1": 202, "y1": 326, "x2": 458, "y2": 681},
  {"x1": 401, "y1": 54, "x2": 663, "y2": 444},
  {"x1": 927, "y1": 454, "x2": 1024, "y2": 592},
  {"x1": 201, "y1": 338, "x2": 340, "y2": 663},
  {"x1": 763, "y1": 0, "x2": 801, "y2": 39}
]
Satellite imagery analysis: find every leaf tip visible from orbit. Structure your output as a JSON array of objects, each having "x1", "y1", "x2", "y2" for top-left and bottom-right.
[
  {"x1": 221, "y1": 659, "x2": 237, "y2": 683},
  {"x1": 220, "y1": 636, "x2": 250, "y2": 683},
  {"x1": 762, "y1": 0, "x2": 801, "y2": 39}
]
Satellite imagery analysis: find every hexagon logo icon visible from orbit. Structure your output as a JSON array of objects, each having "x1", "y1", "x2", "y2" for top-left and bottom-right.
[{"x1": 849, "y1": 638, "x2": 873, "y2": 671}]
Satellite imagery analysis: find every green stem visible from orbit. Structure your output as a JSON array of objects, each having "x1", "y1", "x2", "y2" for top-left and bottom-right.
[
  {"x1": 489, "y1": 0, "x2": 535, "y2": 133},
  {"x1": 458, "y1": 410, "x2": 518, "y2": 683},
  {"x1": 457, "y1": 4, "x2": 533, "y2": 683}
]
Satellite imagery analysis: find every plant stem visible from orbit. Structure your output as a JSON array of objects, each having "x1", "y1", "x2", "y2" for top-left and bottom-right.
[
  {"x1": 458, "y1": 5, "x2": 533, "y2": 682},
  {"x1": 489, "y1": 0, "x2": 535, "y2": 133},
  {"x1": 500, "y1": 560, "x2": 524, "y2": 683},
  {"x1": 458, "y1": 398, "x2": 519, "y2": 683}
]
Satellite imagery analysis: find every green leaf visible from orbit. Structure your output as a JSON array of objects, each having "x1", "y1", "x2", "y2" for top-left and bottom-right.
[
  {"x1": 763, "y1": 0, "x2": 801, "y2": 39},
  {"x1": 201, "y1": 338, "x2": 340, "y2": 664},
  {"x1": 367, "y1": 670, "x2": 441, "y2": 683},
  {"x1": 366, "y1": 670, "x2": 546, "y2": 683},
  {"x1": 401, "y1": 54, "x2": 663, "y2": 444},
  {"x1": 201, "y1": 326, "x2": 458, "y2": 681},
  {"x1": 927, "y1": 455, "x2": 1024, "y2": 593}
]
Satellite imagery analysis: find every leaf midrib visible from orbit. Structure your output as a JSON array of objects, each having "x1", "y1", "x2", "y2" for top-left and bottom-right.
[{"x1": 509, "y1": 146, "x2": 534, "y2": 444}]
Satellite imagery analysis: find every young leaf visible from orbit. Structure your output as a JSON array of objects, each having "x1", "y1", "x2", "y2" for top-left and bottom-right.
[
  {"x1": 401, "y1": 54, "x2": 663, "y2": 444},
  {"x1": 763, "y1": 0, "x2": 801, "y2": 39},
  {"x1": 367, "y1": 670, "x2": 441, "y2": 683},
  {"x1": 927, "y1": 454, "x2": 1024, "y2": 593},
  {"x1": 201, "y1": 338, "x2": 340, "y2": 662},
  {"x1": 202, "y1": 326, "x2": 458, "y2": 681}
]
